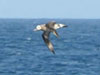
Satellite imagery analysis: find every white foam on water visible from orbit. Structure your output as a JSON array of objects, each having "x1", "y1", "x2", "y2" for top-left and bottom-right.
[
  {"x1": 27, "y1": 37, "x2": 31, "y2": 41},
  {"x1": 17, "y1": 52, "x2": 22, "y2": 55}
]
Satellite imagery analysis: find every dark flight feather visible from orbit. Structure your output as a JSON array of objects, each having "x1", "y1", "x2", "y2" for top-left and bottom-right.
[{"x1": 42, "y1": 31, "x2": 55, "y2": 54}]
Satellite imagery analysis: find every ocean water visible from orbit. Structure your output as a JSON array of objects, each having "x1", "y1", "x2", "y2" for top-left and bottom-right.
[{"x1": 0, "y1": 19, "x2": 100, "y2": 75}]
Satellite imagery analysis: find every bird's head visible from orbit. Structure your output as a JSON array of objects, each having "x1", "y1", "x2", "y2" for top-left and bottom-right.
[{"x1": 34, "y1": 25, "x2": 42, "y2": 31}]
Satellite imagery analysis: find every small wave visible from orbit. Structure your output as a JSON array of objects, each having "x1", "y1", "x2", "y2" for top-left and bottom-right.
[{"x1": 63, "y1": 40, "x2": 71, "y2": 42}]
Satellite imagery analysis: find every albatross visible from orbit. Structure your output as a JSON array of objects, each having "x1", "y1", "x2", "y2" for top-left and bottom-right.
[{"x1": 34, "y1": 21, "x2": 68, "y2": 54}]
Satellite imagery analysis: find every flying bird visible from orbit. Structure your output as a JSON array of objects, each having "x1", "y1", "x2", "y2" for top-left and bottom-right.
[{"x1": 34, "y1": 21, "x2": 67, "y2": 54}]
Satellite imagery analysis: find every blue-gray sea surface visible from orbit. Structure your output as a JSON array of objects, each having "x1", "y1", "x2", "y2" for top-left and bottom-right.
[{"x1": 0, "y1": 19, "x2": 100, "y2": 75}]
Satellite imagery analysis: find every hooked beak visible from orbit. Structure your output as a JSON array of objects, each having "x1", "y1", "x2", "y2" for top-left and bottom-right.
[{"x1": 33, "y1": 28, "x2": 38, "y2": 31}]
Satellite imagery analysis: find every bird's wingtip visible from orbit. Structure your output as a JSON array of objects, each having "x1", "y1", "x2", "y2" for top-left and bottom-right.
[{"x1": 52, "y1": 50, "x2": 55, "y2": 54}]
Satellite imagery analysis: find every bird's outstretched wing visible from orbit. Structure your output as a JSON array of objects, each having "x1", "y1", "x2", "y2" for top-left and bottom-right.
[
  {"x1": 52, "y1": 30, "x2": 59, "y2": 38},
  {"x1": 42, "y1": 31, "x2": 55, "y2": 54}
]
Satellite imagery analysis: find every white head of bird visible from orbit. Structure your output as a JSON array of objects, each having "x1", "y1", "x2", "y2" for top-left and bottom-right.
[{"x1": 34, "y1": 25, "x2": 41, "y2": 31}]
